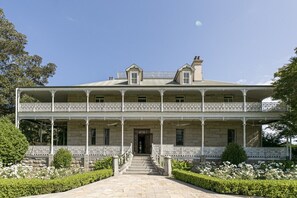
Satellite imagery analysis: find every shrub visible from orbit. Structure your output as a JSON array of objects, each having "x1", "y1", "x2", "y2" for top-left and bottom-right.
[
  {"x1": 172, "y1": 160, "x2": 193, "y2": 170},
  {"x1": 221, "y1": 143, "x2": 247, "y2": 165},
  {"x1": 0, "y1": 163, "x2": 83, "y2": 179},
  {"x1": 53, "y1": 149, "x2": 72, "y2": 169},
  {"x1": 94, "y1": 157, "x2": 112, "y2": 170},
  {"x1": 173, "y1": 169, "x2": 297, "y2": 198},
  {"x1": 0, "y1": 117, "x2": 29, "y2": 165},
  {"x1": 0, "y1": 169, "x2": 113, "y2": 198}
]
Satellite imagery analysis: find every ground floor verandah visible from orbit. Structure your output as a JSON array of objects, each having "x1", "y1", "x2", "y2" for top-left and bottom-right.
[{"x1": 22, "y1": 118, "x2": 287, "y2": 161}]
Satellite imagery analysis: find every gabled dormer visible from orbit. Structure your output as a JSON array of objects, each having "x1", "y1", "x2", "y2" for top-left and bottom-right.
[
  {"x1": 174, "y1": 64, "x2": 194, "y2": 85},
  {"x1": 126, "y1": 64, "x2": 143, "y2": 85}
]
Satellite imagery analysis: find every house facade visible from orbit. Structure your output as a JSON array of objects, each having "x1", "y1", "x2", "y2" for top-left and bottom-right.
[{"x1": 16, "y1": 56, "x2": 287, "y2": 168}]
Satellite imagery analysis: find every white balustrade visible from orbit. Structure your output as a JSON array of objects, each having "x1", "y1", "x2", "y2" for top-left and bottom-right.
[
  {"x1": 54, "y1": 103, "x2": 86, "y2": 112},
  {"x1": 89, "y1": 102, "x2": 121, "y2": 112},
  {"x1": 19, "y1": 102, "x2": 286, "y2": 113},
  {"x1": 245, "y1": 147, "x2": 287, "y2": 160},
  {"x1": 163, "y1": 102, "x2": 201, "y2": 112},
  {"x1": 125, "y1": 102, "x2": 161, "y2": 112},
  {"x1": 19, "y1": 103, "x2": 51, "y2": 112},
  {"x1": 246, "y1": 102, "x2": 287, "y2": 112},
  {"x1": 151, "y1": 144, "x2": 287, "y2": 160},
  {"x1": 204, "y1": 103, "x2": 243, "y2": 112},
  {"x1": 26, "y1": 145, "x2": 127, "y2": 157}
]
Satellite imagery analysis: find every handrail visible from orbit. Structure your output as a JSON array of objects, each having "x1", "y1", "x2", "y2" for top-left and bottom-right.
[
  {"x1": 151, "y1": 143, "x2": 165, "y2": 168},
  {"x1": 119, "y1": 143, "x2": 133, "y2": 170}
]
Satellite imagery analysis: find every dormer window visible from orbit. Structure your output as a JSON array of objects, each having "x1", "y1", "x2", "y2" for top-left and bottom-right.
[
  {"x1": 95, "y1": 96, "x2": 104, "y2": 103},
  {"x1": 131, "y1": 72, "x2": 138, "y2": 84},
  {"x1": 126, "y1": 64, "x2": 143, "y2": 85},
  {"x1": 183, "y1": 72, "x2": 190, "y2": 84}
]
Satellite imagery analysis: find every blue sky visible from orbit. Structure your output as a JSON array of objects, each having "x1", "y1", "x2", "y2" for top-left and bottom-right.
[{"x1": 1, "y1": 0, "x2": 297, "y2": 86}]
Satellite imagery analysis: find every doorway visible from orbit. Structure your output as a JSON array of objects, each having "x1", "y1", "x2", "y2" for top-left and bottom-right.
[{"x1": 134, "y1": 129, "x2": 152, "y2": 154}]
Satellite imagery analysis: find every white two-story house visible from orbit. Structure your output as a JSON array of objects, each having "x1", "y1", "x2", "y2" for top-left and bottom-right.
[{"x1": 16, "y1": 56, "x2": 287, "y2": 168}]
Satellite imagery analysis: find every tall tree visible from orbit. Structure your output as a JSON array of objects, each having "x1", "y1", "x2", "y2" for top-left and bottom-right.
[
  {"x1": 272, "y1": 48, "x2": 297, "y2": 138},
  {"x1": 0, "y1": 8, "x2": 56, "y2": 117}
]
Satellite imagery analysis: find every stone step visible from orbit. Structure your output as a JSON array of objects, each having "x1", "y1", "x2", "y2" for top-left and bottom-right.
[
  {"x1": 124, "y1": 155, "x2": 159, "y2": 175},
  {"x1": 129, "y1": 166, "x2": 155, "y2": 170},
  {"x1": 124, "y1": 170, "x2": 159, "y2": 175},
  {"x1": 131, "y1": 162, "x2": 153, "y2": 165}
]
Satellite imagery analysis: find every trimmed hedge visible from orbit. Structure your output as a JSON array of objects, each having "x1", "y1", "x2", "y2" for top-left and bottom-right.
[
  {"x1": 0, "y1": 169, "x2": 113, "y2": 198},
  {"x1": 172, "y1": 169, "x2": 297, "y2": 198}
]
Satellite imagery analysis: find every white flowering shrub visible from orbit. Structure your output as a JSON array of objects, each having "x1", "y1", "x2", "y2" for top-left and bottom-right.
[
  {"x1": 0, "y1": 163, "x2": 84, "y2": 179},
  {"x1": 192, "y1": 161, "x2": 297, "y2": 180}
]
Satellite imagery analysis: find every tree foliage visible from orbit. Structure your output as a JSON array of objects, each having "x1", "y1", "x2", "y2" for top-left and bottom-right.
[
  {"x1": 0, "y1": 8, "x2": 56, "y2": 117},
  {"x1": 272, "y1": 48, "x2": 297, "y2": 137},
  {"x1": 0, "y1": 117, "x2": 29, "y2": 165}
]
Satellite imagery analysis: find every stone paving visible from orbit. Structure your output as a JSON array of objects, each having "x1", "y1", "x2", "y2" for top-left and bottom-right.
[{"x1": 26, "y1": 175, "x2": 248, "y2": 198}]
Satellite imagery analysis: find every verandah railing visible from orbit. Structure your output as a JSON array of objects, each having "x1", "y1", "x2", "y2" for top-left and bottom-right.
[
  {"x1": 152, "y1": 144, "x2": 287, "y2": 160},
  {"x1": 25, "y1": 145, "x2": 130, "y2": 157},
  {"x1": 19, "y1": 102, "x2": 287, "y2": 113}
]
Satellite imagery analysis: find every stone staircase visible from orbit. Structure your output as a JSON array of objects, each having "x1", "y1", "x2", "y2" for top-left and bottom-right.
[{"x1": 124, "y1": 155, "x2": 159, "y2": 175}]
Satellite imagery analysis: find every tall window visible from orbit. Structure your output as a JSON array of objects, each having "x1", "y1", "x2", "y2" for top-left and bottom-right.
[
  {"x1": 227, "y1": 129, "x2": 236, "y2": 144},
  {"x1": 91, "y1": 128, "x2": 96, "y2": 145},
  {"x1": 224, "y1": 95, "x2": 233, "y2": 102},
  {"x1": 176, "y1": 96, "x2": 185, "y2": 103},
  {"x1": 104, "y1": 128, "x2": 110, "y2": 145},
  {"x1": 131, "y1": 72, "x2": 138, "y2": 84},
  {"x1": 183, "y1": 72, "x2": 190, "y2": 84},
  {"x1": 176, "y1": 129, "x2": 184, "y2": 146},
  {"x1": 138, "y1": 96, "x2": 147, "y2": 102},
  {"x1": 95, "y1": 96, "x2": 104, "y2": 103}
]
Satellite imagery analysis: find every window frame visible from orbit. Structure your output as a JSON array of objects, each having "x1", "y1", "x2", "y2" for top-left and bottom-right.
[
  {"x1": 138, "y1": 96, "x2": 147, "y2": 103},
  {"x1": 227, "y1": 129, "x2": 236, "y2": 144},
  {"x1": 90, "y1": 128, "x2": 96, "y2": 145},
  {"x1": 224, "y1": 95, "x2": 233, "y2": 103},
  {"x1": 131, "y1": 72, "x2": 138, "y2": 84},
  {"x1": 183, "y1": 71, "x2": 190, "y2": 84},
  {"x1": 175, "y1": 96, "x2": 185, "y2": 103},
  {"x1": 95, "y1": 96, "x2": 104, "y2": 103},
  {"x1": 176, "y1": 129, "x2": 184, "y2": 146},
  {"x1": 104, "y1": 128, "x2": 110, "y2": 145}
]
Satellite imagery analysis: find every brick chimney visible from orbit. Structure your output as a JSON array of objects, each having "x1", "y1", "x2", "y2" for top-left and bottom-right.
[{"x1": 191, "y1": 56, "x2": 203, "y2": 81}]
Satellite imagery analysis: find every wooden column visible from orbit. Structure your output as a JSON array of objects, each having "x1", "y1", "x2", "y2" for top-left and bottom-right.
[
  {"x1": 201, "y1": 118, "x2": 205, "y2": 155},
  {"x1": 201, "y1": 90, "x2": 205, "y2": 112},
  {"x1": 160, "y1": 118, "x2": 164, "y2": 155},
  {"x1": 15, "y1": 88, "x2": 19, "y2": 128},
  {"x1": 160, "y1": 90, "x2": 164, "y2": 112},
  {"x1": 85, "y1": 118, "x2": 89, "y2": 154},
  {"x1": 243, "y1": 89, "x2": 247, "y2": 112},
  {"x1": 121, "y1": 90, "x2": 125, "y2": 112},
  {"x1": 243, "y1": 117, "x2": 246, "y2": 147},
  {"x1": 86, "y1": 90, "x2": 90, "y2": 112},
  {"x1": 121, "y1": 118, "x2": 124, "y2": 154},
  {"x1": 50, "y1": 117, "x2": 54, "y2": 155},
  {"x1": 51, "y1": 90, "x2": 55, "y2": 112}
]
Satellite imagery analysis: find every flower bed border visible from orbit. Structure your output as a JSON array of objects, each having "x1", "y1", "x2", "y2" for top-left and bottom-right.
[
  {"x1": 0, "y1": 169, "x2": 113, "y2": 198},
  {"x1": 172, "y1": 169, "x2": 297, "y2": 198}
]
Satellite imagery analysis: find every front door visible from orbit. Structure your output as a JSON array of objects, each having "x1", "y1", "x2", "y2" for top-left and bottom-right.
[{"x1": 134, "y1": 129, "x2": 152, "y2": 154}]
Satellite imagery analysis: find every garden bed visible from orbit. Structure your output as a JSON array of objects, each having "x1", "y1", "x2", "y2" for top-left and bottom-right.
[
  {"x1": 172, "y1": 169, "x2": 297, "y2": 198},
  {"x1": 0, "y1": 169, "x2": 113, "y2": 198}
]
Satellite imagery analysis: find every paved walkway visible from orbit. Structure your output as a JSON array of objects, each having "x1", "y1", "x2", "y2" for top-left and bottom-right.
[{"x1": 26, "y1": 175, "x2": 247, "y2": 198}]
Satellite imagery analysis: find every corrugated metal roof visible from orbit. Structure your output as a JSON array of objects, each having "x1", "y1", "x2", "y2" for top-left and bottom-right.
[
  {"x1": 78, "y1": 79, "x2": 239, "y2": 86},
  {"x1": 117, "y1": 71, "x2": 176, "y2": 79}
]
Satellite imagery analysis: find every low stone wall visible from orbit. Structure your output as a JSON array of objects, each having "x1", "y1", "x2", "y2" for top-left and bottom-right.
[
  {"x1": 22, "y1": 157, "x2": 48, "y2": 168},
  {"x1": 22, "y1": 155, "x2": 110, "y2": 169}
]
